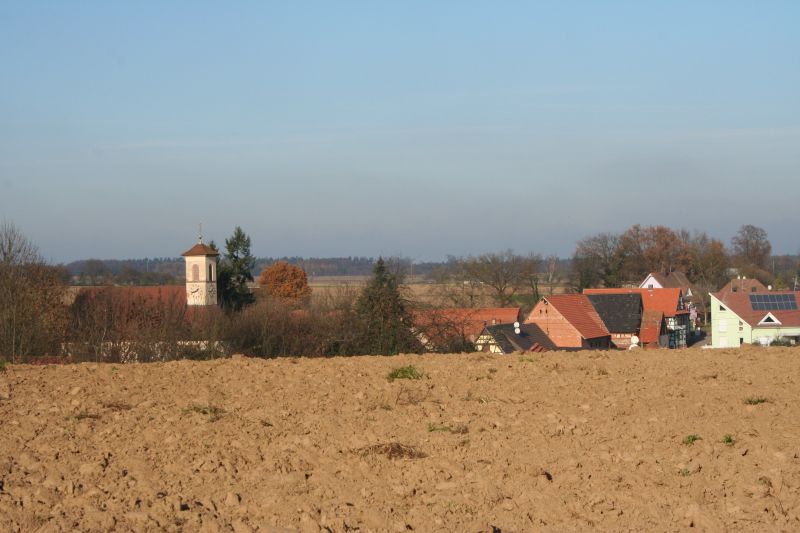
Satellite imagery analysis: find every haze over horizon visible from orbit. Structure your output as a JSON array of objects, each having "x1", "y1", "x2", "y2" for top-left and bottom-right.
[{"x1": 2, "y1": 2, "x2": 798, "y2": 263}]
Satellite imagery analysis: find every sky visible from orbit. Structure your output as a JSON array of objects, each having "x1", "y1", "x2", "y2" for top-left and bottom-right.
[{"x1": 1, "y1": 1, "x2": 798, "y2": 263}]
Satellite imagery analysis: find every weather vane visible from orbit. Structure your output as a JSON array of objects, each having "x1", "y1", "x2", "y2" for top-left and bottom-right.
[{"x1": 198, "y1": 223, "x2": 203, "y2": 243}]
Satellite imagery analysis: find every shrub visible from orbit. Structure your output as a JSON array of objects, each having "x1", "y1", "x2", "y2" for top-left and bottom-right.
[
  {"x1": 744, "y1": 397, "x2": 768, "y2": 405},
  {"x1": 387, "y1": 365, "x2": 424, "y2": 382},
  {"x1": 722, "y1": 434, "x2": 735, "y2": 446},
  {"x1": 683, "y1": 434, "x2": 702, "y2": 445}
]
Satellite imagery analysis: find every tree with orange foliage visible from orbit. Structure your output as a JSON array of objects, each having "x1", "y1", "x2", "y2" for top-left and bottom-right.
[{"x1": 258, "y1": 261, "x2": 312, "y2": 299}]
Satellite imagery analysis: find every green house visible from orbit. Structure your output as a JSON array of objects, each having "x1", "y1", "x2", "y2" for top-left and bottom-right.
[{"x1": 710, "y1": 291, "x2": 800, "y2": 348}]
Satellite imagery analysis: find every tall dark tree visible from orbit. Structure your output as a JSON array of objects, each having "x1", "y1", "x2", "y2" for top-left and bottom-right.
[
  {"x1": 353, "y1": 257, "x2": 419, "y2": 355},
  {"x1": 731, "y1": 224, "x2": 772, "y2": 272},
  {"x1": 571, "y1": 233, "x2": 622, "y2": 290},
  {"x1": 218, "y1": 227, "x2": 256, "y2": 312}
]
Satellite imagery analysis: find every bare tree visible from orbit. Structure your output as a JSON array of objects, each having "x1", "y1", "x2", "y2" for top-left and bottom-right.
[
  {"x1": 543, "y1": 254, "x2": 562, "y2": 295},
  {"x1": 461, "y1": 250, "x2": 523, "y2": 307},
  {"x1": 0, "y1": 221, "x2": 68, "y2": 360},
  {"x1": 518, "y1": 253, "x2": 543, "y2": 302}
]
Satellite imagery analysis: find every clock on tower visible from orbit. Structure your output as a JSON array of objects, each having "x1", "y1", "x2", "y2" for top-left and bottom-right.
[{"x1": 181, "y1": 236, "x2": 220, "y2": 306}]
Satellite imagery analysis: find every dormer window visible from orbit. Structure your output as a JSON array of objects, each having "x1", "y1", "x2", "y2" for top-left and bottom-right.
[{"x1": 758, "y1": 313, "x2": 782, "y2": 326}]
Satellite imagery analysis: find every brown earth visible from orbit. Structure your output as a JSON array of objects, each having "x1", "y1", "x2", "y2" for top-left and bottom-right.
[{"x1": 1, "y1": 348, "x2": 799, "y2": 532}]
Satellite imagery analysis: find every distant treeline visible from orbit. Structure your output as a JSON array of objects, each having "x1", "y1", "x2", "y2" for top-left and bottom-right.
[
  {"x1": 62, "y1": 250, "x2": 800, "y2": 288},
  {"x1": 64, "y1": 256, "x2": 449, "y2": 285}
]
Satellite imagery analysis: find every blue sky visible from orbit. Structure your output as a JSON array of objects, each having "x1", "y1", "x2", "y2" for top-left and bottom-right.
[{"x1": 1, "y1": 1, "x2": 798, "y2": 262}]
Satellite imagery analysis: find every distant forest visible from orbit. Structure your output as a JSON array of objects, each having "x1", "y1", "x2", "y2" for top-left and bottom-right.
[{"x1": 65, "y1": 256, "x2": 451, "y2": 285}]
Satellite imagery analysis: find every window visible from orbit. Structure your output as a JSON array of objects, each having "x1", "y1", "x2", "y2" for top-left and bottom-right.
[
  {"x1": 719, "y1": 305, "x2": 725, "y2": 311},
  {"x1": 751, "y1": 287, "x2": 757, "y2": 292},
  {"x1": 192, "y1": 264, "x2": 199, "y2": 282},
  {"x1": 208, "y1": 263, "x2": 213, "y2": 281},
  {"x1": 732, "y1": 287, "x2": 738, "y2": 292}
]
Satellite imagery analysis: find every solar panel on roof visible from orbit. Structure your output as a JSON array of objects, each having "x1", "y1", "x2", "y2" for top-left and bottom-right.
[{"x1": 749, "y1": 294, "x2": 797, "y2": 311}]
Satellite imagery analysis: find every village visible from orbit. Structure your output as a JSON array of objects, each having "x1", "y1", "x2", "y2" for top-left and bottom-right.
[{"x1": 65, "y1": 230, "x2": 800, "y2": 362}]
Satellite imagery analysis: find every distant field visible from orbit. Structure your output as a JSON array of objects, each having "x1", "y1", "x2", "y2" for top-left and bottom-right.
[
  {"x1": 309, "y1": 275, "x2": 571, "y2": 307},
  {"x1": 2, "y1": 347, "x2": 798, "y2": 531}
]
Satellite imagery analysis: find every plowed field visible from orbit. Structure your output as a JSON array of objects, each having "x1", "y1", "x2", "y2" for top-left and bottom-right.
[{"x1": 2, "y1": 348, "x2": 799, "y2": 532}]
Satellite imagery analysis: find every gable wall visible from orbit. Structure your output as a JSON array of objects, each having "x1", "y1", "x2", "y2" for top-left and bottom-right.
[
  {"x1": 711, "y1": 294, "x2": 752, "y2": 348},
  {"x1": 524, "y1": 300, "x2": 584, "y2": 348}
]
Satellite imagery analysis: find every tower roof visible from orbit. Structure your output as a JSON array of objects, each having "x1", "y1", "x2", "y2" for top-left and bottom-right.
[{"x1": 181, "y1": 242, "x2": 219, "y2": 257}]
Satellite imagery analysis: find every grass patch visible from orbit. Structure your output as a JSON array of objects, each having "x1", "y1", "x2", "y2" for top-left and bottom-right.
[
  {"x1": 387, "y1": 365, "x2": 424, "y2": 382},
  {"x1": 427, "y1": 422, "x2": 469, "y2": 434},
  {"x1": 744, "y1": 396, "x2": 769, "y2": 405},
  {"x1": 678, "y1": 468, "x2": 691, "y2": 477},
  {"x1": 518, "y1": 356, "x2": 535, "y2": 363},
  {"x1": 182, "y1": 404, "x2": 226, "y2": 422},
  {"x1": 683, "y1": 434, "x2": 702, "y2": 446},
  {"x1": 487, "y1": 368, "x2": 498, "y2": 374},
  {"x1": 0, "y1": 360, "x2": 7, "y2": 373},
  {"x1": 355, "y1": 442, "x2": 427, "y2": 460},
  {"x1": 722, "y1": 434, "x2": 735, "y2": 446}
]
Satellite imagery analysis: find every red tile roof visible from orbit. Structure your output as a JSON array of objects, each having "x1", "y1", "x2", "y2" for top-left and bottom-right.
[
  {"x1": 719, "y1": 278, "x2": 768, "y2": 294},
  {"x1": 583, "y1": 288, "x2": 688, "y2": 318},
  {"x1": 714, "y1": 291, "x2": 800, "y2": 328},
  {"x1": 639, "y1": 310, "x2": 664, "y2": 344},
  {"x1": 181, "y1": 242, "x2": 220, "y2": 257},
  {"x1": 413, "y1": 307, "x2": 521, "y2": 341},
  {"x1": 543, "y1": 294, "x2": 610, "y2": 340}
]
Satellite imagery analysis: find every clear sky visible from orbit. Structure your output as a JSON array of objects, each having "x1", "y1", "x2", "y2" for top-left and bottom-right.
[{"x1": 1, "y1": 1, "x2": 798, "y2": 262}]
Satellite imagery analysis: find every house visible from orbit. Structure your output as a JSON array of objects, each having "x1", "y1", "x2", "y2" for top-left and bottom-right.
[
  {"x1": 584, "y1": 288, "x2": 690, "y2": 348},
  {"x1": 585, "y1": 293, "x2": 642, "y2": 349},
  {"x1": 413, "y1": 307, "x2": 522, "y2": 352},
  {"x1": 710, "y1": 290, "x2": 800, "y2": 348},
  {"x1": 719, "y1": 277, "x2": 768, "y2": 294},
  {"x1": 474, "y1": 323, "x2": 555, "y2": 354},
  {"x1": 523, "y1": 294, "x2": 610, "y2": 350},
  {"x1": 640, "y1": 271, "x2": 694, "y2": 300}
]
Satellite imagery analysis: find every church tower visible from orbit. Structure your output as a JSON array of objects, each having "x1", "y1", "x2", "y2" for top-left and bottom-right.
[{"x1": 182, "y1": 236, "x2": 220, "y2": 306}]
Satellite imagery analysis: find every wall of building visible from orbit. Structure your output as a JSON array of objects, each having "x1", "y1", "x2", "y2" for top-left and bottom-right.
[
  {"x1": 524, "y1": 301, "x2": 584, "y2": 348},
  {"x1": 185, "y1": 256, "x2": 218, "y2": 306},
  {"x1": 474, "y1": 333, "x2": 505, "y2": 354},
  {"x1": 710, "y1": 294, "x2": 751, "y2": 348}
]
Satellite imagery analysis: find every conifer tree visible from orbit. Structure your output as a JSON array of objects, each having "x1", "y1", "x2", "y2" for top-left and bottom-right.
[
  {"x1": 353, "y1": 257, "x2": 419, "y2": 355},
  {"x1": 217, "y1": 226, "x2": 255, "y2": 312}
]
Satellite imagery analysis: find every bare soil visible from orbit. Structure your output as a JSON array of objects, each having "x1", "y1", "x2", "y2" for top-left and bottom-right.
[{"x1": 1, "y1": 347, "x2": 799, "y2": 532}]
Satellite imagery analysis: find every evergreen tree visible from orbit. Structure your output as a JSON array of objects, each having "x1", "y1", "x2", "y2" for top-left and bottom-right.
[
  {"x1": 218, "y1": 227, "x2": 255, "y2": 312},
  {"x1": 353, "y1": 257, "x2": 419, "y2": 355}
]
